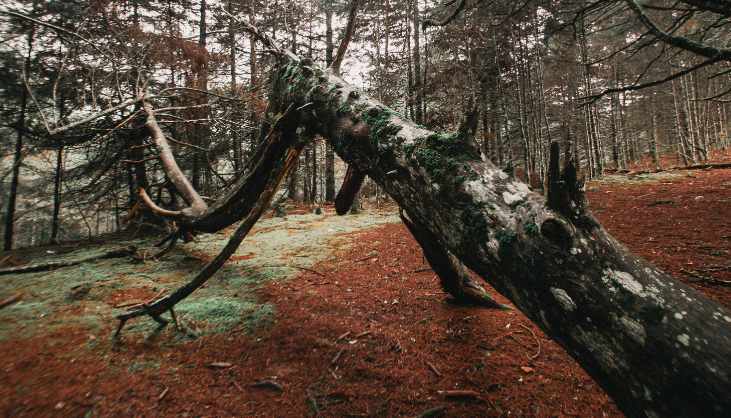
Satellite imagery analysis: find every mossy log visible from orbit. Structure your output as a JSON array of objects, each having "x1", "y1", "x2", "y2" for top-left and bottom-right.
[
  {"x1": 257, "y1": 58, "x2": 731, "y2": 418},
  {"x1": 137, "y1": 51, "x2": 731, "y2": 417}
]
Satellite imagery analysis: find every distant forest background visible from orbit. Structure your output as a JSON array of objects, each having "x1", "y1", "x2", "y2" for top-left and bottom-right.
[{"x1": 1, "y1": 0, "x2": 729, "y2": 248}]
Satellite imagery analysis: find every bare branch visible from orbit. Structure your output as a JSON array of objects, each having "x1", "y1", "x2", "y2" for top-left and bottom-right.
[
  {"x1": 48, "y1": 97, "x2": 144, "y2": 136},
  {"x1": 141, "y1": 100, "x2": 208, "y2": 218},
  {"x1": 423, "y1": 0, "x2": 469, "y2": 28},
  {"x1": 138, "y1": 188, "x2": 182, "y2": 218},
  {"x1": 679, "y1": 0, "x2": 731, "y2": 17},
  {"x1": 624, "y1": 0, "x2": 731, "y2": 61},
  {"x1": 582, "y1": 57, "x2": 718, "y2": 103}
]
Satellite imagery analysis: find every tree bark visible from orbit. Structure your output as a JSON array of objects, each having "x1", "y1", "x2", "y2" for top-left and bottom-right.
[{"x1": 324, "y1": 5, "x2": 336, "y2": 202}]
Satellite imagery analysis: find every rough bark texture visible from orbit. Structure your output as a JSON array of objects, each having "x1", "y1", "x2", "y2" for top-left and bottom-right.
[{"x1": 261, "y1": 58, "x2": 731, "y2": 418}]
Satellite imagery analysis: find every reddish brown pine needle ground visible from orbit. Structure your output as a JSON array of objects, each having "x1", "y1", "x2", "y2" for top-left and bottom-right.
[{"x1": 1, "y1": 167, "x2": 730, "y2": 417}]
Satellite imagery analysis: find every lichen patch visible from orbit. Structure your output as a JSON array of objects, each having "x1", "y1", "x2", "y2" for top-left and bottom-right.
[{"x1": 550, "y1": 287, "x2": 577, "y2": 312}]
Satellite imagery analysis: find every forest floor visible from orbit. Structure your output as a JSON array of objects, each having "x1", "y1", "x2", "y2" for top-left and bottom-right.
[{"x1": 1, "y1": 166, "x2": 730, "y2": 417}]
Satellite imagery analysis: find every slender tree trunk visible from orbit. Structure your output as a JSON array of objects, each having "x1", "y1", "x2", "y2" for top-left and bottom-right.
[
  {"x1": 229, "y1": 0, "x2": 243, "y2": 172},
  {"x1": 311, "y1": 139, "x2": 318, "y2": 203},
  {"x1": 411, "y1": 0, "x2": 423, "y2": 124},
  {"x1": 4, "y1": 25, "x2": 34, "y2": 251},
  {"x1": 650, "y1": 95, "x2": 661, "y2": 170},
  {"x1": 50, "y1": 145, "x2": 64, "y2": 244},
  {"x1": 325, "y1": 5, "x2": 336, "y2": 202}
]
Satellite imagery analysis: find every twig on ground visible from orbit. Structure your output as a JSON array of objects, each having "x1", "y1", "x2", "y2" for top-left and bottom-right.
[
  {"x1": 519, "y1": 324, "x2": 542, "y2": 360},
  {"x1": 157, "y1": 387, "x2": 169, "y2": 401},
  {"x1": 415, "y1": 405, "x2": 447, "y2": 418},
  {"x1": 0, "y1": 247, "x2": 136, "y2": 276},
  {"x1": 681, "y1": 269, "x2": 731, "y2": 287},
  {"x1": 251, "y1": 380, "x2": 284, "y2": 392},
  {"x1": 354, "y1": 255, "x2": 376, "y2": 263},
  {"x1": 331, "y1": 349, "x2": 345, "y2": 366},
  {"x1": 0, "y1": 293, "x2": 23, "y2": 310},
  {"x1": 259, "y1": 264, "x2": 325, "y2": 277},
  {"x1": 437, "y1": 390, "x2": 481, "y2": 399},
  {"x1": 426, "y1": 360, "x2": 442, "y2": 377}
]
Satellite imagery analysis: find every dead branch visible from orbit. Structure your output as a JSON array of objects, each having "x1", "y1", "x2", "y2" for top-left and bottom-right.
[
  {"x1": 519, "y1": 324, "x2": 542, "y2": 360},
  {"x1": 423, "y1": 0, "x2": 468, "y2": 28},
  {"x1": 138, "y1": 188, "x2": 183, "y2": 218},
  {"x1": 0, "y1": 293, "x2": 23, "y2": 310},
  {"x1": 681, "y1": 269, "x2": 731, "y2": 287},
  {"x1": 250, "y1": 380, "x2": 284, "y2": 392},
  {"x1": 114, "y1": 142, "x2": 303, "y2": 336},
  {"x1": 624, "y1": 0, "x2": 731, "y2": 61},
  {"x1": 626, "y1": 162, "x2": 731, "y2": 176},
  {"x1": 437, "y1": 390, "x2": 481, "y2": 399},
  {"x1": 426, "y1": 360, "x2": 442, "y2": 377},
  {"x1": 415, "y1": 405, "x2": 448, "y2": 418},
  {"x1": 0, "y1": 247, "x2": 136, "y2": 276},
  {"x1": 141, "y1": 100, "x2": 208, "y2": 218},
  {"x1": 331, "y1": 348, "x2": 345, "y2": 365}
]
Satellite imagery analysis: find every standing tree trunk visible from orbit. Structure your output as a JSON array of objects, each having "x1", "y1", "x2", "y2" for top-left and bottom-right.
[
  {"x1": 50, "y1": 145, "x2": 64, "y2": 244},
  {"x1": 4, "y1": 25, "x2": 33, "y2": 251},
  {"x1": 228, "y1": 0, "x2": 243, "y2": 172},
  {"x1": 411, "y1": 0, "x2": 423, "y2": 124},
  {"x1": 324, "y1": 5, "x2": 336, "y2": 202},
  {"x1": 311, "y1": 139, "x2": 318, "y2": 204},
  {"x1": 650, "y1": 94, "x2": 662, "y2": 170}
]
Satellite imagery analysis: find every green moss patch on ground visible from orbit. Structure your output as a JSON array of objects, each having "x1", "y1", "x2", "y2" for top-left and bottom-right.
[{"x1": 0, "y1": 210, "x2": 399, "y2": 343}]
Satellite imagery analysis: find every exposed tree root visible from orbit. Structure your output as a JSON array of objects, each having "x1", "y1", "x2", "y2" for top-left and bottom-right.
[{"x1": 0, "y1": 246, "x2": 136, "y2": 276}]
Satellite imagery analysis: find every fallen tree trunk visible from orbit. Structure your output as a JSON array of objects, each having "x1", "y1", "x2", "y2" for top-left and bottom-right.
[{"x1": 265, "y1": 58, "x2": 731, "y2": 417}]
